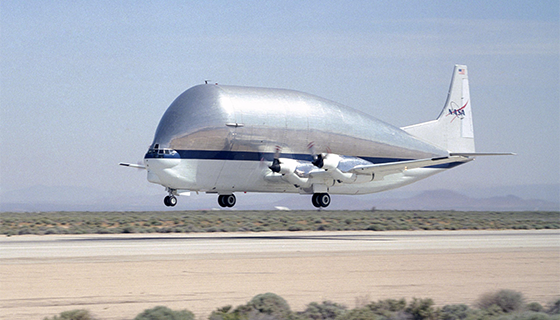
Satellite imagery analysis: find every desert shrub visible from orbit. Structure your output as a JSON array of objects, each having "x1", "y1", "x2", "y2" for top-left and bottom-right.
[
  {"x1": 547, "y1": 299, "x2": 560, "y2": 315},
  {"x1": 477, "y1": 290, "x2": 525, "y2": 313},
  {"x1": 366, "y1": 224, "x2": 385, "y2": 231},
  {"x1": 297, "y1": 301, "x2": 347, "y2": 320},
  {"x1": 364, "y1": 298, "x2": 410, "y2": 320},
  {"x1": 502, "y1": 311, "x2": 557, "y2": 320},
  {"x1": 133, "y1": 306, "x2": 194, "y2": 320},
  {"x1": 368, "y1": 298, "x2": 407, "y2": 313},
  {"x1": 43, "y1": 309, "x2": 94, "y2": 320},
  {"x1": 527, "y1": 303, "x2": 545, "y2": 313},
  {"x1": 406, "y1": 298, "x2": 437, "y2": 320},
  {"x1": 481, "y1": 304, "x2": 506, "y2": 318},
  {"x1": 44, "y1": 227, "x2": 62, "y2": 234},
  {"x1": 210, "y1": 300, "x2": 291, "y2": 320},
  {"x1": 209, "y1": 305, "x2": 242, "y2": 320},
  {"x1": 247, "y1": 292, "x2": 292, "y2": 319},
  {"x1": 440, "y1": 304, "x2": 479, "y2": 320},
  {"x1": 336, "y1": 307, "x2": 379, "y2": 320}
]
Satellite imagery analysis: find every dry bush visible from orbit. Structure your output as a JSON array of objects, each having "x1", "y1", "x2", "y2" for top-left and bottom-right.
[
  {"x1": 476, "y1": 289, "x2": 525, "y2": 313},
  {"x1": 43, "y1": 309, "x2": 94, "y2": 320},
  {"x1": 133, "y1": 306, "x2": 194, "y2": 320}
]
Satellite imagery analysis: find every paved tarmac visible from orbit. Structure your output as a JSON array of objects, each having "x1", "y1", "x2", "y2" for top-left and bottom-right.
[{"x1": 1, "y1": 230, "x2": 559, "y2": 320}]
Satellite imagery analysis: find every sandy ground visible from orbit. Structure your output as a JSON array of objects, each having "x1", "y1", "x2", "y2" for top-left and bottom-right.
[{"x1": 1, "y1": 231, "x2": 559, "y2": 320}]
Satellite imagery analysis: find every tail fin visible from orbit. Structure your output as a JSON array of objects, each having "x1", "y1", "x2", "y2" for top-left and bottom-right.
[{"x1": 402, "y1": 65, "x2": 475, "y2": 153}]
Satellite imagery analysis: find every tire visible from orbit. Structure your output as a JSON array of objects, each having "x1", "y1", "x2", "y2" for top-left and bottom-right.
[
  {"x1": 164, "y1": 196, "x2": 170, "y2": 206},
  {"x1": 311, "y1": 193, "x2": 321, "y2": 208},
  {"x1": 218, "y1": 195, "x2": 227, "y2": 207},
  {"x1": 225, "y1": 194, "x2": 236, "y2": 207},
  {"x1": 164, "y1": 195, "x2": 177, "y2": 207},
  {"x1": 168, "y1": 196, "x2": 177, "y2": 207},
  {"x1": 319, "y1": 193, "x2": 330, "y2": 207}
]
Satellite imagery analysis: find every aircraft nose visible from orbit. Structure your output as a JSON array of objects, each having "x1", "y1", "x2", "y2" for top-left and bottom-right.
[
  {"x1": 145, "y1": 158, "x2": 181, "y2": 186},
  {"x1": 145, "y1": 158, "x2": 180, "y2": 169}
]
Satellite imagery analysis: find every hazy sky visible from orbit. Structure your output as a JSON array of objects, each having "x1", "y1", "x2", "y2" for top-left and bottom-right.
[{"x1": 1, "y1": 1, "x2": 558, "y2": 199}]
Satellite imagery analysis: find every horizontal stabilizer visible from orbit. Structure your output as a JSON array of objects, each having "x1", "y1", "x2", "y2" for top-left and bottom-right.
[
  {"x1": 349, "y1": 155, "x2": 472, "y2": 176},
  {"x1": 450, "y1": 152, "x2": 516, "y2": 156},
  {"x1": 119, "y1": 162, "x2": 146, "y2": 169}
]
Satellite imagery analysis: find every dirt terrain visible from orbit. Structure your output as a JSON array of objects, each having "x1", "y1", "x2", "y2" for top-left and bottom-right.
[{"x1": 1, "y1": 231, "x2": 558, "y2": 320}]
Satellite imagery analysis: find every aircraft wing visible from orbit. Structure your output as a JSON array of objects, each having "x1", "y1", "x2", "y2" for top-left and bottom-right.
[{"x1": 349, "y1": 155, "x2": 472, "y2": 176}]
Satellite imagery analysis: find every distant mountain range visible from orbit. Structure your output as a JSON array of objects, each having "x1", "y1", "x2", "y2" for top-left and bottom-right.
[
  {"x1": 368, "y1": 189, "x2": 558, "y2": 211},
  {"x1": 1, "y1": 184, "x2": 558, "y2": 212}
]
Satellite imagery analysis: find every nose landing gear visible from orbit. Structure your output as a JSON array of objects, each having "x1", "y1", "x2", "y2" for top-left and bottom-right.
[
  {"x1": 164, "y1": 195, "x2": 177, "y2": 207},
  {"x1": 164, "y1": 188, "x2": 178, "y2": 207}
]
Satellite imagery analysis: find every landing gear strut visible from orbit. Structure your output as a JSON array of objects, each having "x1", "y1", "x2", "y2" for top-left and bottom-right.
[
  {"x1": 312, "y1": 193, "x2": 331, "y2": 208},
  {"x1": 218, "y1": 194, "x2": 236, "y2": 208},
  {"x1": 164, "y1": 195, "x2": 177, "y2": 207}
]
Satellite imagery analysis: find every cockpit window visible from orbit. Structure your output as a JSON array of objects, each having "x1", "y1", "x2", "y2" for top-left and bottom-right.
[{"x1": 146, "y1": 146, "x2": 178, "y2": 158}]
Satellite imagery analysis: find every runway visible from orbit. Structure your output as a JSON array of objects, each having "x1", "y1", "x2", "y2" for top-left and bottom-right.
[{"x1": 1, "y1": 230, "x2": 559, "y2": 320}]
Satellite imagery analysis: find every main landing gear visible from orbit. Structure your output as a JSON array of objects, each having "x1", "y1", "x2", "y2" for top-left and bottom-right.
[
  {"x1": 218, "y1": 194, "x2": 236, "y2": 208},
  {"x1": 312, "y1": 193, "x2": 331, "y2": 208},
  {"x1": 164, "y1": 195, "x2": 177, "y2": 207}
]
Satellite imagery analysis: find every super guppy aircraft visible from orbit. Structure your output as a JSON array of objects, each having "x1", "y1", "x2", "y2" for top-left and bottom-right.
[{"x1": 120, "y1": 65, "x2": 512, "y2": 208}]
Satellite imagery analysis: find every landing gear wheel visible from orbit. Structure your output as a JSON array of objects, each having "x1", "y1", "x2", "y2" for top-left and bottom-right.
[
  {"x1": 225, "y1": 194, "x2": 236, "y2": 207},
  {"x1": 318, "y1": 193, "x2": 330, "y2": 207},
  {"x1": 164, "y1": 195, "x2": 177, "y2": 207},
  {"x1": 312, "y1": 193, "x2": 330, "y2": 208},
  {"x1": 218, "y1": 194, "x2": 236, "y2": 208},
  {"x1": 218, "y1": 195, "x2": 227, "y2": 207},
  {"x1": 312, "y1": 193, "x2": 321, "y2": 208}
]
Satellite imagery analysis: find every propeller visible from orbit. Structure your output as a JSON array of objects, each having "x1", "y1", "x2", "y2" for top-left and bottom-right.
[
  {"x1": 268, "y1": 145, "x2": 282, "y2": 173},
  {"x1": 308, "y1": 142, "x2": 324, "y2": 168}
]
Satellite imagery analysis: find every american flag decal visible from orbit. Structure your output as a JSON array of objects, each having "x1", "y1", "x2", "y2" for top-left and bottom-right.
[{"x1": 458, "y1": 69, "x2": 465, "y2": 75}]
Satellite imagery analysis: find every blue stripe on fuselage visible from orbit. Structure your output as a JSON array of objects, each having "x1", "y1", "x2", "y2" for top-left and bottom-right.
[
  {"x1": 145, "y1": 149, "x2": 412, "y2": 164},
  {"x1": 144, "y1": 150, "x2": 467, "y2": 169}
]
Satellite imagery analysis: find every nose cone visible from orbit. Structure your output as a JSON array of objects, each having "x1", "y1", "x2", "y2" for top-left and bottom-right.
[
  {"x1": 144, "y1": 146, "x2": 184, "y2": 187},
  {"x1": 145, "y1": 158, "x2": 181, "y2": 186}
]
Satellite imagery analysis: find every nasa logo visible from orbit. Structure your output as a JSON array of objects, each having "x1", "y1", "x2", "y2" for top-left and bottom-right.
[{"x1": 447, "y1": 101, "x2": 468, "y2": 122}]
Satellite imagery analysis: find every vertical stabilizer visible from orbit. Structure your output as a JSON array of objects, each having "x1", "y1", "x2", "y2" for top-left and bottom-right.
[{"x1": 402, "y1": 65, "x2": 476, "y2": 153}]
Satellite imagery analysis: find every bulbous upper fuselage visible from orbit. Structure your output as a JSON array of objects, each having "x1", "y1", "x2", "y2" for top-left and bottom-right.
[{"x1": 149, "y1": 84, "x2": 445, "y2": 163}]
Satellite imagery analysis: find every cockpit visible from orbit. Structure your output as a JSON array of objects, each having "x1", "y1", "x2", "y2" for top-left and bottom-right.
[{"x1": 145, "y1": 144, "x2": 179, "y2": 158}]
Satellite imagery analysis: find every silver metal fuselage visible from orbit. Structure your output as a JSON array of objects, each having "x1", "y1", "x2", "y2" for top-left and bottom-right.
[{"x1": 145, "y1": 84, "x2": 449, "y2": 195}]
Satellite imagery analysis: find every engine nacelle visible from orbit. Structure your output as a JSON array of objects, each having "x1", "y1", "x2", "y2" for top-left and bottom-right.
[
  {"x1": 321, "y1": 153, "x2": 341, "y2": 170},
  {"x1": 267, "y1": 158, "x2": 311, "y2": 188},
  {"x1": 320, "y1": 154, "x2": 374, "y2": 184}
]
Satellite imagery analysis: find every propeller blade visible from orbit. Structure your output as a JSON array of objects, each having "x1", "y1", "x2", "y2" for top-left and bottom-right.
[
  {"x1": 308, "y1": 141, "x2": 324, "y2": 168},
  {"x1": 269, "y1": 145, "x2": 282, "y2": 172}
]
